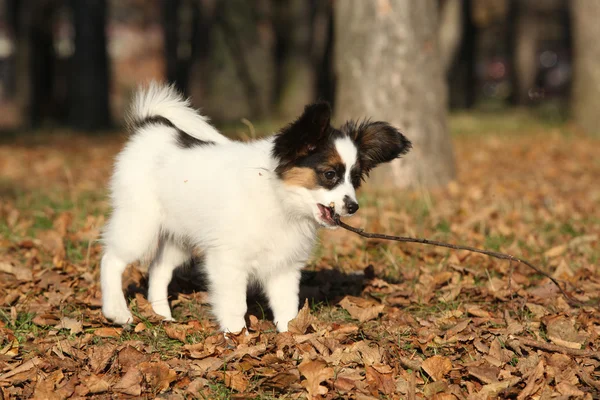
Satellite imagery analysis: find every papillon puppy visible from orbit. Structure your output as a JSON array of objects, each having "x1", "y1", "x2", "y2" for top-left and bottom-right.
[{"x1": 101, "y1": 83, "x2": 411, "y2": 333}]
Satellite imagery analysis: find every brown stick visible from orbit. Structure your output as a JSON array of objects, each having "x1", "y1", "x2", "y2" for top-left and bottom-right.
[
  {"x1": 509, "y1": 337, "x2": 600, "y2": 360},
  {"x1": 333, "y1": 215, "x2": 584, "y2": 307}
]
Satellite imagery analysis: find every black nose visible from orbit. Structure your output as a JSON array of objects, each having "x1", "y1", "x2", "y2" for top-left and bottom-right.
[{"x1": 344, "y1": 196, "x2": 359, "y2": 214}]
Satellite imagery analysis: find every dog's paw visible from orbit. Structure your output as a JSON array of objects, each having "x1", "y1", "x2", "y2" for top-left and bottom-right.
[
  {"x1": 150, "y1": 303, "x2": 174, "y2": 322},
  {"x1": 103, "y1": 303, "x2": 134, "y2": 325}
]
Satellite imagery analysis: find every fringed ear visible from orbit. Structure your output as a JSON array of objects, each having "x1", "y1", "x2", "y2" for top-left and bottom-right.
[
  {"x1": 272, "y1": 102, "x2": 332, "y2": 171},
  {"x1": 344, "y1": 120, "x2": 412, "y2": 175}
]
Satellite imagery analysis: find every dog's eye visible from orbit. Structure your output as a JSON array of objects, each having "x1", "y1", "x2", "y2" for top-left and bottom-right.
[{"x1": 324, "y1": 170, "x2": 336, "y2": 180}]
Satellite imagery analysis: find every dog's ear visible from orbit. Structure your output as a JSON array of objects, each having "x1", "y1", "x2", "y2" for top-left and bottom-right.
[
  {"x1": 272, "y1": 102, "x2": 332, "y2": 167},
  {"x1": 345, "y1": 120, "x2": 412, "y2": 176}
]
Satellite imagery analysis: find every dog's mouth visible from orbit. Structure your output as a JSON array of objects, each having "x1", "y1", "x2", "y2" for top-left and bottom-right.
[{"x1": 317, "y1": 203, "x2": 338, "y2": 226}]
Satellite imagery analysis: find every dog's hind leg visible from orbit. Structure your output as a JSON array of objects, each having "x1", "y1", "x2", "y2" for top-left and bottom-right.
[
  {"x1": 101, "y1": 208, "x2": 160, "y2": 325},
  {"x1": 147, "y1": 240, "x2": 190, "y2": 321}
]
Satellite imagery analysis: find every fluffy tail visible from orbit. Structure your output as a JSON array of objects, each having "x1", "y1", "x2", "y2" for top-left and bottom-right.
[{"x1": 127, "y1": 82, "x2": 230, "y2": 144}]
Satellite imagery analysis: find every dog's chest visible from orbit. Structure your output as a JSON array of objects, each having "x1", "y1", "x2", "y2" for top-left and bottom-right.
[{"x1": 246, "y1": 221, "x2": 317, "y2": 272}]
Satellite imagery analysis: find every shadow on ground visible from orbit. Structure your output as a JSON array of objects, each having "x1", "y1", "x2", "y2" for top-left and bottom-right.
[{"x1": 123, "y1": 257, "x2": 369, "y2": 324}]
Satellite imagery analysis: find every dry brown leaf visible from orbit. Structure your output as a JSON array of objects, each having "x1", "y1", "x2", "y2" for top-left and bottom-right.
[
  {"x1": 421, "y1": 355, "x2": 452, "y2": 382},
  {"x1": 0, "y1": 262, "x2": 32, "y2": 281},
  {"x1": 517, "y1": 359, "x2": 545, "y2": 400},
  {"x1": 139, "y1": 361, "x2": 178, "y2": 393},
  {"x1": 84, "y1": 374, "x2": 111, "y2": 394},
  {"x1": 0, "y1": 338, "x2": 19, "y2": 358},
  {"x1": 262, "y1": 372, "x2": 300, "y2": 390},
  {"x1": 299, "y1": 359, "x2": 334, "y2": 398},
  {"x1": 93, "y1": 327, "x2": 122, "y2": 338},
  {"x1": 545, "y1": 316, "x2": 588, "y2": 349},
  {"x1": 339, "y1": 296, "x2": 385, "y2": 323},
  {"x1": 544, "y1": 244, "x2": 567, "y2": 258},
  {"x1": 556, "y1": 381, "x2": 585, "y2": 397},
  {"x1": 38, "y1": 230, "x2": 65, "y2": 258},
  {"x1": 117, "y1": 346, "x2": 148, "y2": 369},
  {"x1": 32, "y1": 369, "x2": 64, "y2": 400},
  {"x1": 224, "y1": 371, "x2": 249, "y2": 393},
  {"x1": 0, "y1": 356, "x2": 43, "y2": 382},
  {"x1": 365, "y1": 365, "x2": 395, "y2": 395},
  {"x1": 288, "y1": 299, "x2": 316, "y2": 334},
  {"x1": 133, "y1": 293, "x2": 166, "y2": 322},
  {"x1": 55, "y1": 317, "x2": 83, "y2": 335},
  {"x1": 467, "y1": 363, "x2": 499, "y2": 384},
  {"x1": 164, "y1": 324, "x2": 189, "y2": 342},
  {"x1": 113, "y1": 368, "x2": 143, "y2": 396},
  {"x1": 89, "y1": 344, "x2": 116, "y2": 374}
]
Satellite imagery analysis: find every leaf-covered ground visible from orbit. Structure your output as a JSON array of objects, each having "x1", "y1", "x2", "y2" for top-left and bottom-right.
[{"x1": 1, "y1": 112, "x2": 599, "y2": 399}]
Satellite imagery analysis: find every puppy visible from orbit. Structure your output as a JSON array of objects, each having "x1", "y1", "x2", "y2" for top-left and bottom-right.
[{"x1": 101, "y1": 83, "x2": 411, "y2": 332}]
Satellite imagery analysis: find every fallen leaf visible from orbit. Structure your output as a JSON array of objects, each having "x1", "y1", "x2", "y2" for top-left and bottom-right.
[
  {"x1": 0, "y1": 357, "x2": 42, "y2": 382},
  {"x1": 113, "y1": 368, "x2": 143, "y2": 396},
  {"x1": 365, "y1": 365, "x2": 395, "y2": 395},
  {"x1": 288, "y1": 299, "x2": 316, "y2": 334},
  {"x1": 545, "y1": 316, "x2": 588, "y2": 349},
  {"x1": 139, "y1": 361, "x2": 177, "y2": 393},
  {"x1": 89, "y1": 344, "x2": 116, "y2": 374},
  {"x1": 224, "y1": 371, "x2": 249, "y2": 393},
  {"x1": 0, "y1": 338, "x2": 19, "y2": 358},
  {"x1": 0, "y1": 262, "x2": 32, "y2": 281},
  {"x1": 164, "y1": 324, "x2": 189, "y2": 342},
  {"x1": 93, "y1": 327, "x2": 122, "y2": 338},
  {"x1": 84, "y1": 374, "x2": 111, "y2": 394},
  {"x1": 467, "y1": 363, "x2": 499, "y2": 384},
  {"x1": 517, "y1": 359, "x2": 545, "y2": 400},
  {"x1": 117, "y1": 346, "x2": 148, "y2": 369},
  {"x1": 299, "y1": 359, "x2": 334, "y2": 398},
  {"x1": 421, "y1": 355, "x2": 452, "y2": 382},
  {"x1": 55, "y1": 317, "x2": 83, "y2": 335},
  {"x1": 339, "y1": 296, "x2": 385, "y2": 323},
  {"x1": 38, "y1": 230, "x2": 65, "y2": 258}
]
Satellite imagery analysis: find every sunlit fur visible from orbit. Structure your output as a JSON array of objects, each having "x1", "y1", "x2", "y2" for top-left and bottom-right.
[{"x1": 100, "y1": 83, "x2": 411, "y2": 333}]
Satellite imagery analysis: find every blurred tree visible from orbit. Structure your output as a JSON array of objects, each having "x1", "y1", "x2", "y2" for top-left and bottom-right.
[
  {"x1": 68, "y1": 0, "x2": 111, "y2": 130},
  {"x1": 310, "y1": 0, "x2": 336, "y2": 108},
  {"x1": 334, "y1": 0, "x2": 455, "y2": 188},
  {"x1": 162, "y1": 0, "x2": 202, "y2": 96},
  {"x1": 571, "y1": 0, "x2": 600, "y2": 136},
  {"x1": 442, "y1": 0, "x2": 476, "y2": 109},
  {"x1": 6, "y1": 0, "x2": 60, "y2": 127},
  {"x1": 272, "y1": 0, "x2": 314, "y2": 118},
  {"x1": 439, "y1": 0, "x2": 463, "y2": 73}
]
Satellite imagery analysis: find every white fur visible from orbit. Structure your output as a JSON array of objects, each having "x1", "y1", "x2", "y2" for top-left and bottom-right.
[{"x1": 101, "y1": 84, "x2": 363, "y2": 333}]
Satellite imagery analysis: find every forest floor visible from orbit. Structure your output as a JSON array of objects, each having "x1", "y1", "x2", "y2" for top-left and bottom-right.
[{"x1": 1, "y1": 111, "x2": 599, "y2": 399}]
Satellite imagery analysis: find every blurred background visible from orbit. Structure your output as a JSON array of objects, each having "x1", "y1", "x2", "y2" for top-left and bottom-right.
[{"x1": 0, "y1": 0, "x2": 597, "y2": 187}]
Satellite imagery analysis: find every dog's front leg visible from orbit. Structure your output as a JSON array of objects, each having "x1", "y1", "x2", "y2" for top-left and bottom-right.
[
  {"x1": 264, "y1": 266, "x2": 302, "y2": 333},
  {"x1": 205, "y1": 252, "x2": 248, "y2": 333}
]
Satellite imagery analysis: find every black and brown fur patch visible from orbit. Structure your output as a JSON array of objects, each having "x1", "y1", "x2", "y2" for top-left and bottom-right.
[
  {"x1": 130, "y1": 115, "x2": 215, "y2": 149},
  {"x1": 273, "y1": 101, "x2": 412, "y2": 190}
]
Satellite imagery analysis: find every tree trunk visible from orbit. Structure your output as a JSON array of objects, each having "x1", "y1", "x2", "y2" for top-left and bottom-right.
[
  {"x1": 68, "y1": 0, "x2": 111, "y2": 131},
  {"x1": 571, "y1": 0, "x2": 600, "y2": 136},
  {"x1": 310, "y1": 0, "x2": 336, "y2": 107},
  {"x1": 448, "y1": 0, "x2": 476, "y2": 109},
  {"x1": 334, "y1": 0, "x2": 455, "y2": 188},
  {"x1": 162, "y1": 0, "x2": 200, "y2": 96},
  {"x1": 511, "y1": 0, "x2": 541, "y2": 105},
  {"x1": 272, "y1": 0, "x2": 314, "y2": 118},
  {"x1": 438, "y1": 0, "x2": 463, "y2": 74}
]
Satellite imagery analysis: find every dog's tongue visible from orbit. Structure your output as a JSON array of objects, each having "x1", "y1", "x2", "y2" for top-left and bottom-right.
[{"x1": 318, "y1": 204, "x2": 333, "y2": 221}]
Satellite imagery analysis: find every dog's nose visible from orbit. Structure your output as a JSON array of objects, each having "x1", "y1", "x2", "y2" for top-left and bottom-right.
[{"x1": 344, "y1": 196, "x2": 359, "y2": 214}]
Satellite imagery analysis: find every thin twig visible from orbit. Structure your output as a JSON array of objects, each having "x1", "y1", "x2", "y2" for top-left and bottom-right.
[
  {"x1": 508, "y1": 337, "x2": 600, "y2": 360},
  {"x1": 333, "y1": 215, "x2": 583, "y2": 307}
]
